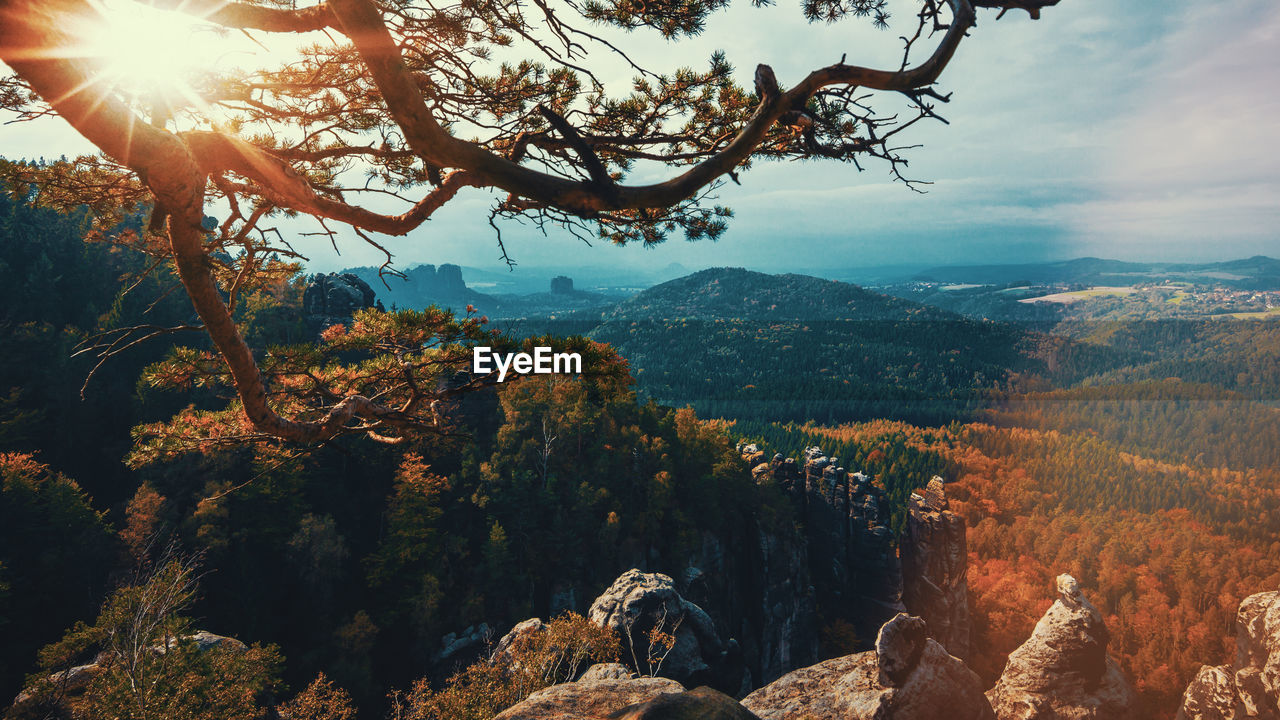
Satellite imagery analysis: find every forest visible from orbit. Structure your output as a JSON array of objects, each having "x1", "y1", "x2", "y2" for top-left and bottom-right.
[
  {"x1": 7, "y1": 178, "x2": 1280, "y2": 719},
  {"x1": 5, "y1": 0, "x2": 1274, "y2": 715},
  {"x1": 0, "y1": 184, "x2": 813, "y2": 715}
]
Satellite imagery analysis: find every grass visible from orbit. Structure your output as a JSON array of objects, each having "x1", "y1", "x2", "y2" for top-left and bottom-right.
[{"x1": 1019, "y1": 286, "x2": 1137, "y2": 305}]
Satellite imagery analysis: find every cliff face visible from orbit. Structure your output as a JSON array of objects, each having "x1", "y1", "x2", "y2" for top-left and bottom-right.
[
  {"x1": 741, "y1": 613, "x2": 995, "y2": 720},
  {"x1": 588, "y1": 570, "x2": 746, "y2": 693},
  {"x1": 1177, "y1": 589, "x2": 1280, "y2": 720},
  {"x1": 493, "y1": 613, "x2": 997, "y2": 720},
  {"x1": 986, "y1": 574, "x2": 1137, "y2": 720},
  {"x1": 303, "y1": 272, "x2": 377, "y2": 325},
  {"x1": 742, "y1": 443, "x2": 903, "y2": 646},
  {"x1": 461, "y1": 441, "x2": 980, "y2": 702},
  {"x1": 659, "y1": 524, "x2": 818, "y2": 690},
  {"x1": 403, "y1": 263, "x2": 469, "y2": 298},
  {"x1": 901, "y1": 477, "x2": 970, "y2": 659}
]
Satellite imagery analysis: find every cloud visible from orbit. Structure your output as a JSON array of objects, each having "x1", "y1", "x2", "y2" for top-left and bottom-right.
[{"x1": 3, "y1": 0, "x2": 1274, "y2": 273}]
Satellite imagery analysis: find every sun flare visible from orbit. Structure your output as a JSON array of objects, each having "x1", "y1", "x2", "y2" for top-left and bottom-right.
[{"x1": 78, "y1": 1, "x2": 222, "y2": 100}]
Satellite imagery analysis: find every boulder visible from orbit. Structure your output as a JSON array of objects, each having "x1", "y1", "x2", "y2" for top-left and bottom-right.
[
  {"x1": 580, "y1": 663, "x2": 634, "y2": 681},
  {"x1": 12, "y1": 662, "x2": 102, "y2": 706},
  {"x1": 12, "y1": 630, "x2": 247, "y2": 710},
  {"x1": 186, "y1": 630, "x2": 248, "y2": 652},
  {"x1": 587, "y1": 569, "x2": 744, "y2": 692},
  {"x1": 156, "y1": 630, "x2": 247, "y2": 655},
  {"x1": 987, "y1": 574, "x2": 1137, "y2": 720},
  {"x1": 1176, "y1": 590, "x2": 1280, "y2": 720},
  {"x1": 492, "y1": 677, "x2": 684, "y2": 720},
  {"x1": 610, "y1": 686, "x2": 760, "y2": 719},
  {"x1": 433, "y1": 623, "x2": 493, "y2": 668},
  {"x1": 493, "y1": 618, "x2": 545, "y2": 659},
  {"x1": 741, "y1": 613, "x2": 995, "y2": 720},
  {"x1": 1177, "y1": 665, "x2": 1241, "y2": 720}
]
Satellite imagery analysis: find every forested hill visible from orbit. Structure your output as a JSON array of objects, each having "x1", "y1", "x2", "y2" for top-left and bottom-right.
[
  {"x1": 600, "y1": 267, "x2": 942, "y2": 321},
  {"x1": 576, "y1": 268, "x2": 1038, "y2": 425}
]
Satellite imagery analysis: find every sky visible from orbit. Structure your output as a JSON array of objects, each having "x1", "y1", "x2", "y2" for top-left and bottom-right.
[{"x1": 3, "y1": 0, "x2": 1278, "y2": 276}]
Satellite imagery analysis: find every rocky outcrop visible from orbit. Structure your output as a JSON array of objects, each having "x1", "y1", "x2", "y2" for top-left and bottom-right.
[
  {"x1": 745, "y1": 526, "x2": 819, "y2": 686},
  {"x1": 492, "y1": 676, "x2": 685, "y2": 720},
  {"x1": 1176, "y1": 589, "x2": 1280, "y2": 720},
  {"x1": 303, "y1": 272, "x2": 377, "y2": 320},
  {"x1": 397, "y1": 263, "x2": 469, "y2": 300},
  {"x1": 588, "y1": 569, "x2": 745, "y2": 693},
  {"x1": 580, "y1": 663, "x2": 634, "y2": 681},
  {"x1": 740, "y1": 613, "x2": 995, "y2": 720},
  {"x1": 1179, "y1": 665, "x2": 1244, "y2": 720},
  {"x1": 609, "y1": 686, "x2": 760, "y2": 719},
  {"x1": 494, "y1": 680, "x2": 756, "y2": 720},
  {"x1": 432, "y1": 623, "x2": 493, "y2": 669},
  {"x1": 986, "y1": 574, "x2": 1137, "y2": 720},
  {"x1": 493, "y1": 618, "x2": 544, "y2": 660},
  {"x1": 901, "y1": 476, "x2": 970, "y2": 659},
  {"x1": 12, "y1": 631, "x2": 247, "y2": 708},
  {"x1": 551, "y1": 276, "x2": 575, "y2": 294},
  {"x1": 740, "y1": 443, "x2": 903, "y2": 648}
]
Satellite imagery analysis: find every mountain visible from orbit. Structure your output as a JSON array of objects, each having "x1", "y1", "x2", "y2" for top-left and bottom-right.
[
  {"x1": 578, "y1": 268, "x2": 1036, "y2": 425},
  {"x1": 343, "y1": 263, "x2": 621, "y2": 317},
  {"x1": 346, "y1": 263, "x2": 489, "y2": 311}
]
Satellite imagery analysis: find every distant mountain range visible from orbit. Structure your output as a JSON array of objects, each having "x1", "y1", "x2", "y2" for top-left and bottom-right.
[
  {"x1": 344, "y1": 263, "x2": 623, "y2": 317},
  {"x1": 912, "y1": 255, "x2": 1280, "y2": 289},
  {"x1": 339, "y1": 256, "x2": 1280, "y2": 319},
  {"x1": 327, "y1": 258, "x2": 1280, "y2": 423}
]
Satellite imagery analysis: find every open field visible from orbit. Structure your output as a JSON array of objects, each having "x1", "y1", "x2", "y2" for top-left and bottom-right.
[{"x1": 1019, "y1": 286, "x2": 1137, "y2": 304}]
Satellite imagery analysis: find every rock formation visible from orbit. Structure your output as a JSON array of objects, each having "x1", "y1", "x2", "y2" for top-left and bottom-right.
[
  {"x1": 494, "y1": 679, "x2": 756, "y2": 720},
  {"x1": 745, "y1": 525, "x2": 819, "y2": 686},
  {"x1": 395, "y1": 263, "x2": 470, "y2": 300},
  {"x1": 986, "y1": 574, "x2": 1137, "y2": 720},
  {"x1": 432, "y1": 622, "x2": 493, "y2": 669},
  {"x1": 587, "y1": 569, "x2": 745, "y2": 693},
  {"x1": 12, "y1": 631, "x2": 247, "y2": 709},
  {"x1": 740, "y1": 443, "x2": 903, "y2": 647},
  {"x1": 580, "y1": 663, "x2": 634, "y2": 681},
  {"x1": 901, "y1": 476, "x2": 971, "y2": 659},
  {"x1": 1176, "y1": 588, "x2": 1280, "y2": 720},
  {"x1": 609, "y1": 686, "x2": 760, "y2": 719},
  {"x1": 303, "y1": 272, "x2": 377, "y2": 321},
  {"x1": 740, "y1": 613, "x2": 995, "y2": 720},
  {"x1": 551, "y1": 276, "x2": 575, "y2": 294},
  {"x1": 493, "y1": 618, "x2": 544, "y2": 660},
  {"x1": 492, "y1": 676, "x2": 686, "y2": 720}
]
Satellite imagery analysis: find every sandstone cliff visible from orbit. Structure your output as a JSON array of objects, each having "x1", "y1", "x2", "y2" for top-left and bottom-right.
[
  {"x1": 741, "y1": 443, "x2": 903, "y2": 646},
  {"x1": 741, "y1": 613, "x2": 995, "y2": 720},
  {"x1": 901, "y1": 476, "x2": 971, "y2": 659},
  {"x1": 1176, "y1": 588, "x2": 1280, "y2": 720},
  {"x1": 588, "y1": 569, "x2": 746, "y2": 693},
  {"x1": 986, "y1": 574, "x2": 1137, "y2": 720},
  {"x1": 303, "y1": 272, "x2": 376, "y2": 319},
  {"x1": 493, "y1": 613, "x2": 996, "y2": 720}
]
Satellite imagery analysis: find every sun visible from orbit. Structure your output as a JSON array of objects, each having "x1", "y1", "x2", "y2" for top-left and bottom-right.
[{"x1": 76, "y1": 1, "x2": 220, "y2": 98}]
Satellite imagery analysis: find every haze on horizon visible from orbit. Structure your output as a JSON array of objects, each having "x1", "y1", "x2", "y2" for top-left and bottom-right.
[{"x1": 3, "y1": 0, "x2": 1276, "y2": 277}]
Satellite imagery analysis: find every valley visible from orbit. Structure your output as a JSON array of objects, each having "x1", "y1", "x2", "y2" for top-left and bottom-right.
[{"x1": 3, "y1": 205, "x2": 1279, "y2": 720}]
